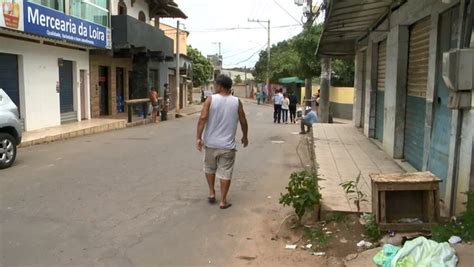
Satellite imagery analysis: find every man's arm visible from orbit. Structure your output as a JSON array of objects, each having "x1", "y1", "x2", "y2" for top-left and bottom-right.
[
  {"x1": 238, "y1": 100, "x2": 249, "y2": 148},
  {"x1": 196, "y1": 96, "x2": 212, "y2": 151}
]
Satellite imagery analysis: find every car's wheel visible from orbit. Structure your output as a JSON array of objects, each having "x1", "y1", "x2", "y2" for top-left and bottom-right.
[{"x1": 0, "y1": 133, "x2": 17, "y2": 169}]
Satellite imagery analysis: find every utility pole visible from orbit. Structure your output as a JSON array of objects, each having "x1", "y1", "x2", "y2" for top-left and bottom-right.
[
  {"x1": 212, "y1": 42, "x2": 222, "y2": 76},
  {"x1": 303, "y1": 0, "x2": 316, "y2": 108},
  {"x1": 212, "y1": 42, "x2": 221, "y2": 58},
  {"x1": 248, "y1": 19, "x2": 270, "y2": 95},
  {"x1": 176, "y1": 20, "x2": 180, "y2": 111}
]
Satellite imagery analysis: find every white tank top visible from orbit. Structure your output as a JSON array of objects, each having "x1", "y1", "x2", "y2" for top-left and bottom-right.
[{"x1": 204, "y1": 94, "x2": 240, "y2": 150}]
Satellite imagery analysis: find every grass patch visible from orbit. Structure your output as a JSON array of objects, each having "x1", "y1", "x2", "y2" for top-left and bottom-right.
[
  {"x1": 305, "y1": 227, "x2": 330, "y2": 248},
  {"x1": 362, "y1": 213, "x2": 382, "y2": 242},
  {"x1": 331, "y1": 212, "x2": 348, "y2": 223},
  {"x1": 432, "y1": 192, "x2": 474, "y2": 242}
]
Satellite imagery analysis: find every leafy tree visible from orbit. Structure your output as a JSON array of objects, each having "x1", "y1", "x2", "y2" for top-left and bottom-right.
[
  {"x1": 187, "y1": 45, "x2": 214, "y2": 87},
  {"x1": 252, "y1": 25, "x2": 322, "y2": 83},
  {"x1": 253, "y1": 40, "x2": 300, "y2": 83},
  {"x1": 293, "y1": 24, "x2": 323, "y2": 80},
  {"x1": 234, "y1": 74, "x2": 243, "y2": 84},
  {"x1": 331, "y1": 58, "x2": 355, "y2": 87},
  {"x1": 252, "y1": 24, "x2": 354, "y2": 90}
]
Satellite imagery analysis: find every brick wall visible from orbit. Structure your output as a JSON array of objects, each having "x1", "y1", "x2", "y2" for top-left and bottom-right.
[{"x1": 89, "y1": 54, "x2": 132, "y2": 117}]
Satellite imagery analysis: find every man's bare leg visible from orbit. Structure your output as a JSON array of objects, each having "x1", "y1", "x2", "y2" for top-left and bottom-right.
[
  {"x1": 206, "y1": 173, "x2": 216, "y2": 199},
  {"x1": 219, "y1": 179, "x2": 232, "y2": 209}
]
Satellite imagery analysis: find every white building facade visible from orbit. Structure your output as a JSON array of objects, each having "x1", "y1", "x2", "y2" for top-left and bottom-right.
[{"x1": 0, "y1": 0, "x2": 112, "y2": 131}]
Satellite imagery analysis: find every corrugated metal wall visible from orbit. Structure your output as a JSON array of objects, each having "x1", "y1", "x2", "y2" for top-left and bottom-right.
[
  {"x1": 404, "y1": 17, "x2": 431, "y2": 170},
  {"x1": 375, "y1": 40, "x2": 387, "y2": 141}
]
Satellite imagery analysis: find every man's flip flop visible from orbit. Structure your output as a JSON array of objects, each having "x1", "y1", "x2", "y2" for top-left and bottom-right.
[
  {"x1": 208, "y1": 197, "x2": 216, "y2": 203},
  {"x1": 220, "y1": 203, "x2": 232, "y2": 209}
]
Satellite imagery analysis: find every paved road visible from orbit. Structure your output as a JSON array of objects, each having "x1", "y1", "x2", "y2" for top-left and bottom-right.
[{"x1": 1, "y1": 102, "x2": 318, "y2": 267}]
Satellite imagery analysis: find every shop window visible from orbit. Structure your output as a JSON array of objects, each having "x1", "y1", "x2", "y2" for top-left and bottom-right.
[
  {"x1": 118, "y1": 0, "x2": 127, "y2": 15},
  {"x1": 28, "y1": 0, "x2": 64, "y2": 12},
  {"x1": 138, "y1": 11, "x2": 145, "y2": 22},
  {"x1": 70, "y1": 0, "x2": 109, "y2": 27}
]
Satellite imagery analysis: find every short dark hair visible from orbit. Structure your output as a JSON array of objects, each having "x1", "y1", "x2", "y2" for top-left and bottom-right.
[
  {"x1": 215, "y1": 75, "x2": 233, "y2": 90},
  {"x1": 164, "y1": 83, "x2": 168, "y2": 87}
]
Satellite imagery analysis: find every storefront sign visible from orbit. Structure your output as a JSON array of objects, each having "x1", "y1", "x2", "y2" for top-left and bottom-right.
[
  {"x1": 1, "y1": 0, "x2": 111, "y2": 49},
  {"x1": 1, "y1": 0, "x2": 24, "y2": 31}
]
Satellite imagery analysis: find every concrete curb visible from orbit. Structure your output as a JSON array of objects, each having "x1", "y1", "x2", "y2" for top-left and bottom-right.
[{"x1": 19, "y1": 120, "x2": 127, "y2": 148}]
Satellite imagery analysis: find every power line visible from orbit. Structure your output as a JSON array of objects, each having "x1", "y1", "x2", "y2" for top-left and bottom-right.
[
  {"x1": 227, "y1": 44, "x2": 266, "y2": 66},
  {"x1": 272, "y1": 0, "x2": 303, "y2": 25},
  {"x1": 223, "y1": 44, "x2": 265, "y2": 59},
  {"x1": 179, "y1": 24, "x2": 300, "y2": 33}
]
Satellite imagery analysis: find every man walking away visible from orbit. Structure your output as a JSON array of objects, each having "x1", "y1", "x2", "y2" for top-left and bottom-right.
[
  {"x1": 298, "y1": 107, "x2": 318, "y2": 134},
  {"x1": 196, "y1": 75, "x2": 249, "y2": 209},
  {"x1": 273, "y1": 89, "x2": 283, "y2": 123},
  {"x1": 289, "y1": 92, "x2": 298, "y2": 124}
]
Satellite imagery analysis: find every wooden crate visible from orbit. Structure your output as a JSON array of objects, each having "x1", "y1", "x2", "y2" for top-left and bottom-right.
[{"x1": 370, "y1": 172, "x2": 441, "y2": 231}]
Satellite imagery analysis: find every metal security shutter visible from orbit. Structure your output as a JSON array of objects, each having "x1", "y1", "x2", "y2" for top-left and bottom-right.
[
  {"x1": 0, "y1": 53, "x2": 20, "y2": 108},
  {"x1": 428, "y1": 6, "x2": 458, "y2": 196},
  {"x1": 375, "y1": 40, "x2": 387, "y2": 141},
  {"x1": 59, "y1": 60, "x2": 74, "y2": 113},
  {"x1": 404, "y1": 17, "x2": 430, "y2": 170}
]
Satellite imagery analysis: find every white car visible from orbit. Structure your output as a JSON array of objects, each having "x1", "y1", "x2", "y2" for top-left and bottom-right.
[{"x1": 0, "y1": 89, "x2": 22, "y2": 169}]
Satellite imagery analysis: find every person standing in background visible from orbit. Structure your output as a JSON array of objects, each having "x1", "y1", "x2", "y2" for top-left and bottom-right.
[
  {"x1": 289, "y1": 92, "x2": 298, "y2": 124},
  {"x1": 256, "y1": 91, "x2": 262, "y2": 105},
  {"x1": 273, "y1": 89, "x2": 283, "y2": 123},
  {"x1": 281, "y1": 93, "x2": 290, "y2": 124}
]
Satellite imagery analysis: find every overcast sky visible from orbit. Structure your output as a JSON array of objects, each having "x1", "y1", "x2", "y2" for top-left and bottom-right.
[{"x1": 161, "y1": 0, "x2": 317, "y2": 69}]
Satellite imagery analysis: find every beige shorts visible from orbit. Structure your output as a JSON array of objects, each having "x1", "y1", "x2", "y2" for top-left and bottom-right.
[{"x1": 203, "y1": 148, "x2": 236, "y2": 180}]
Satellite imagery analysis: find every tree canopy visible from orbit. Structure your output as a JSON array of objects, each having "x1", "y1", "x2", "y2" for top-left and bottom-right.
[
  {"x1": 234, "y1": 74, "x2": 243, "y2": 84},
  {"x1": 187, "y1": 45, "x2": 214, "y2": 87},
  {"x1": 252, "y1": 24, "x2": 354, "y2": 87},
  {"x1": 253, "y1": 24, "x2": 322, "y2": 83},
  {"x1": 331, "y1": 58, "x2": 355, "y2": 87}
]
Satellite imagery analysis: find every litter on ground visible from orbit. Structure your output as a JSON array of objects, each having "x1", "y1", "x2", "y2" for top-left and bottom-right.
[
  {"x1": 448, "y1": 236, "x2": 462, "y2": 244},
  {"x1": 373, "y1": 236, "x2": 457, "y2": 267}
]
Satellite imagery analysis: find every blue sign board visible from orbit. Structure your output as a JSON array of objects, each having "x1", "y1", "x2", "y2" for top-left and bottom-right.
[{"x1": 23, "y1": 2, "x2": 110, "y2": 49}]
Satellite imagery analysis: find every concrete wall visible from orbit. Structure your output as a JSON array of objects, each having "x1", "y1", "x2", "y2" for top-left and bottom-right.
[
  {"x1": 158, "y1": 23, "x2": 188, "y2": 55},
  {"x1": 300, "y1": 85, "x2": 354, "y2": 119},
  {"x1": 232, "y1": 84, "x2": 248, "y2": 98},
  {"x1": 353, "y1": 0, "x2": 473, "y2": 214},
  {"x1": 330, "y1": 87, "x2": 354, "y2": 120},
  {"x1": 89, "y1": 54, "x2": 132, "y2": 117},
  {"x1": 0, "y1": 36, "x2": 90, "y2": 131},
  {"x1": 111, "y1": 0, "x2": 150, "y2": 23}
]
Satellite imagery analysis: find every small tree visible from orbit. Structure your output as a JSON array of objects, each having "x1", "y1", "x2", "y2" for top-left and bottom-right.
[
  {"x1": 234, "y1": 74, "x2": 243, "y2": 84},
  {"x1": 187, "y1": 45, "x2": 214, "y2": 87}
]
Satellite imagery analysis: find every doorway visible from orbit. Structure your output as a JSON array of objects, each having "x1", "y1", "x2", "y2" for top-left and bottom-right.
[
  {"x1": 149, "y1": 69, "x2": 158, "y2": 90},
  {"x1": 116, "y1": 67, "x2": 125, "y2": 113},
  {"x1": 179, "y1": 83, "x2": 184, "y2": 109},
  {"x1": 59, "y1": 60, "x2": 74, "y2": 114},
  {"x1": 80, "y1": 70, "x2": 87, "y2": 119},
  {"x1": 0, "y1": 53, "x2": 20, "y2": 116},
  {"x1": 99, "y1": 66, "x2": 109, "y2": 116}
]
